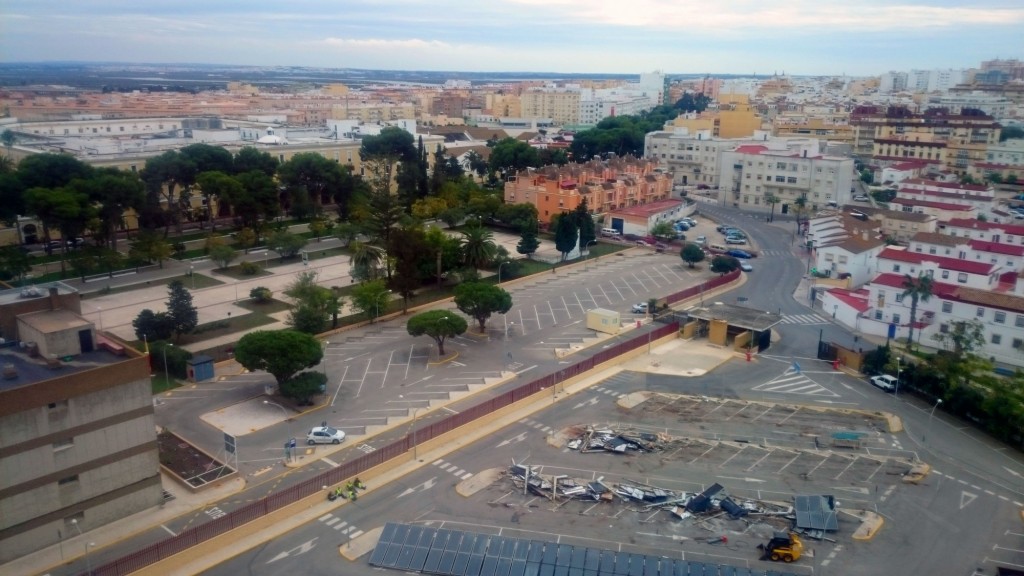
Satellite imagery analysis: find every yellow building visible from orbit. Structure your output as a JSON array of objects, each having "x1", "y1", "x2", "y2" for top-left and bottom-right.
[
  {"x1": 716, "y1": 94, "x2": 763, "y2": 139},
  {"x1": 323, "y1": 84, "x2": 350, "y2": 96},
  {"x1": 485, "y1": 93, "x2": 522, "y2": 118},
  {"x1": 520, "y1": 90, "x2": 580, "y2": 125}
]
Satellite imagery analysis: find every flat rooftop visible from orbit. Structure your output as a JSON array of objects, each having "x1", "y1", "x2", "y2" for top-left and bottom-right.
[{"x1": 0, "y1": 345, "x2": 126, "y2": 391}]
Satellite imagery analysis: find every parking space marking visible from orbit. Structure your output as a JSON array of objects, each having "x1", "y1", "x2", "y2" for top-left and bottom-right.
[
  {"x1": 432, "y1": 458, "x2": 473, "y2": 480},
  {"x1": 753, "y1": 370, "x2": 840, "y2": 397}
]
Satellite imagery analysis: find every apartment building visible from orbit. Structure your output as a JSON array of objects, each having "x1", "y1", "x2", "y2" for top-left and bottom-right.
[
  {"x1": 940, "y1": 218, "x2": 1024, "y2": 246},
  {"x1": 503, "y1": 156, "x2": 672, "y2": 219},
  {"x1": 0, "y1": 283, "x2": 161, "y2": 562},
  {"x1": 718, "y1": 145, "x2": 854, "y2": 214},
  {"x1": 520, "y1": 89, "x2": 581, "y2": 126}
]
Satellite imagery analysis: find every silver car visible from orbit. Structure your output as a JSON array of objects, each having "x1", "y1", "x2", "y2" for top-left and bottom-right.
[
  {"x1": 306, "y1": 426, "x2": 346, "y2": 445},
  {"x1": 869, "y1": 374, "x2": 897, "y2": 392}
]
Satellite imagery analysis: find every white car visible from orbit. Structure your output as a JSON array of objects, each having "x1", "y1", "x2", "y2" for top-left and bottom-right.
[
  {"x1": 306, "y1": 426, "x2": 346, "y2": 445},
  {"x1": 694, "y1": 235, "x2": 707, "y2": 246},
  {"x1": 739, "y1": 262, "x2": 753, "y2": 272},
  {"x1": 853, "y1": 195, "x2": 869, "y2": 202},
  {"x1": 631, "y1": 302, "x2": 649, "y2": 313},
  {"x1": 869, "y1": 374, "x2": 898, "y2": 392}
]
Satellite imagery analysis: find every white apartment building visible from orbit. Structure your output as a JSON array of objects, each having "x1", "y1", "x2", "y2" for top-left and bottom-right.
[
  {"x1": 941, "y1": 218, "x2": 1024, "y2": 247},
  {"x1": 814, "y1": 233, "x2": 888, "y2": 286},
  {"x1": 928, "y1": 92, "x2": 1014, "y2": 117},
  {"x1": 985, "y1": 139, "x2": 1024, "y2": 167},
  {"x1": 718, "y1": 146, "x2": 855, "y2": 214}
]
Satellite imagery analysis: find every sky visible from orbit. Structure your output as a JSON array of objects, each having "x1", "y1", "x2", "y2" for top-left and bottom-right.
[{"x1": 2, "y1": 0, "x2": 1023, "y2": 76}]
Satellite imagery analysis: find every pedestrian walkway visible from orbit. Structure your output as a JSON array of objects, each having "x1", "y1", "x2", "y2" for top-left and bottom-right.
[
  {"x1": 778, "y1": 312, "x2": 829, "y2": 326},
  {"x1": 752, "y1": 369, "x2": 839, "y2": 397}
]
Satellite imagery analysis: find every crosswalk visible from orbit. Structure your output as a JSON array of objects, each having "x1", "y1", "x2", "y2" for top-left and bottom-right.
[
  {"x1": 778, "y1": 313, "x2": 829, "y2": 325},
  {"x1": 752, "y1": 370, "x2": 839, "y2": 397},
  {"x1": 758, "y1": 249, "x2": 788, "y2": 257},
  {"x1": 432, "y1": 458, "x2": 473, "y2": 480},
  {"x1": 317, "y1": 512, "x2": 364, "y2": 539}
]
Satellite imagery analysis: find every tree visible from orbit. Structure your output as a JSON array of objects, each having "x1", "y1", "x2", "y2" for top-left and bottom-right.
[
  {"x1": 765, "y1": 193, "x2": 779, "y2": 222},
  {"x1": 335, "y1": 221, "x2": 360, "y2": 247},
  {"x1": 0, "y1": 245, "x2": 31, "y2": 282},
  {"x1": 278, "y1": 152, "x2": 347, "y2": 209},
  {"x1": 15, "y1": 153, "x2": 93, "y2": 189},
  {"x1": 438, "y1": 206, "x2": 466, "y2": 229},
  {"x1": 349, "y1": 240, "x2": 386, "y2": 283},
  {"x1": 931, "y1": 319, "x2": 985, "y2": 359},
  {"x1": 710, "y1": 255, "x2": 740, "y2": 275},
  {"x1": 553, "y1": 213, "x2": 579, "y2": 261},
  {"x1": 650, "y1": 221, "x2": 675, "y2": 242},
  {"x1": 674, "y1": 92, "x2": 711, "y2": 113},
  {"x1": 232, "y1": 146, "x2": 279, "y2": 177},
  {"x1": 74, "y1": 168, "x2": 145, "y2": 251},
  {"x1": 351, "y1": 279, "x2": 391, "y2": 322},
  {"x1": 268, "y1": 230, "x2": 308, "y2": 259},
  {"x1": 129, "y1": 231, "x2": 173, "y2": 268},
  {"x1": 0, "y1": 129, "x2": 16, "y2": 153},
  {"x1": 570, "y1": 198, "x2": 596, "y2": 249},
  {"x1": 454, "y1": 282, "x2": 513, "y2": 333},
  {"x1": 459, "y1": 221, "x2": 497, "y2": 269},
  {"x1": 195, "y1": 171, "x2": 242, "y2": 231},
  {"x1": 281, "y1": 371, "x2": 327, "y2": 406},
  {"x1": 517, "y1": 219, "x2": 541, "y2": 259},
  {"x1": 681, "y1": 243, "x2": 705, "y2": 268},
  {"x1": 227, "y1": 170, "x2": 281, "y2": 231},
  {"x1": 235, "y1": 329, "x2": 323, "y2": 389},
  {"x1": 166, "y1": 280, "x2": 198, "y2": 342},
  {"x1": 901, "y1": 272, "x2": 933, "y2": 348},
  {"x1": 355, "y1": 157, "x2": 406, "y2": 248},
  {"x1": 488, "y1": 138, "x2": 540, "y2": 179},
  {"x1": 1000, "y1": 125, "x2": 1024, "y2": 142},
  {"x1": 406, "y1": 310, "x2": 467, "y2": 356},
  {"x1": 209, "y1": 244, "x2": 238, "y2": 269},
  {"x1": 423, "y1": 226, "x2": 462, "y2": 289},
  {"x1": 284, "y1": 271, "x2": 341, "y2": 333},
  {"x1": 465, "y1": 150, "x2": 489, "y2": 178},
  {"x1": 140, "y1": 150, "x2": 196, "y2": 235},
  {"x1": 388, "y1": 225, "x2": 428, "y2": 312},
  {"x1": 132, "y1": 309, "x2": 175, "y2": 342}
]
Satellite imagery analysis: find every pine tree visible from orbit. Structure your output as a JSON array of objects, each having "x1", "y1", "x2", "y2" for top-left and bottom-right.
[
  {"x1": 517, "y1": 220, "x2": 540, "y2": 259},
  {"x1": 166, "y1": 280, "x2": 198, "y2": 342}
]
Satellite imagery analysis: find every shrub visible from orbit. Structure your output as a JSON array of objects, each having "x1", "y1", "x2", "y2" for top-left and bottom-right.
[
  {"x1": 239, "y1": 261, "x2": 262, "y2": 276},
  {"x1": 250, "y1": 286, "x2": 273, "y2": 303}
]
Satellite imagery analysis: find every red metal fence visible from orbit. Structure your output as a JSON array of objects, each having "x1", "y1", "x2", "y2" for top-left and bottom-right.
[
  {"x1": 91, "y1": 320, "x2": 682, "y2": 576},
  {"x1": 663, "y1": 269, "x2": 740, "y2": 306}
]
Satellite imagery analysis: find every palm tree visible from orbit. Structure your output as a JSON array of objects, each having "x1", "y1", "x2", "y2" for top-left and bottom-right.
[
  {"x1": 349, "y1": 241, "x2": 384, "y2": 282},
  {"x1": 901, "y1": 272, "x2": 934, "y2": 348},
  {"x1": 460, "y1": 221, "x2": 497, "y2": 269},
  {"x1": 765, "y1": 193, "x2": 779, "y2": 223}
]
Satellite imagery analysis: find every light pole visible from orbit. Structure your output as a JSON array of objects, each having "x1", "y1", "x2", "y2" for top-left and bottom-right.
[
  {"x1": 322, "y1": 341, "x2": 330, "y2": 394},
  {"x1": 833, "y1": 304, "x2": 838, "y2": 319},
  {"x1": 498, "y1": 261, "x2": 509, "y2": 285},
  {"x1": 584, "y1": 239, "x2": 598, "y2": 269},
  {"x1": 929, "y1": 398, "x2": 943, "y2": 424},
  {"x1": 374, "y1": 290, "x2": 392, "y2": 323},
  {"x1": 189, "y1": 264, "x2": 195, "y2": 289},
  {"x1": 895, "y1": 356, "x2": 903, "y2": 399},
  {"x1": 70, "y1": 519, "x2": 94, "y2": 575},
  {"x1": 163, "y1": 343, "x2": 173, "y2": 386},
  {"x1": 399, "y1": 395, "x2": 424, "y2": 460},
  {"x1": 263, "y1": 400, "x2": 292, "y2": 460}
]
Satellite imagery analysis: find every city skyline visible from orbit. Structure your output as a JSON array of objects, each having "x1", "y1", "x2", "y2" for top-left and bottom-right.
[{"x1": 2, "y1": 0, "x2": 1022, "y2": 77}]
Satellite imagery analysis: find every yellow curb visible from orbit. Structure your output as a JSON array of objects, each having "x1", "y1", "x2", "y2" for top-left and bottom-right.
[
  {"x1": 902, "y1": 462, "x2": 931, "y2": 484},
  {"x1": 428, "y1": 351, "x2": 459, "y2": 366},
  {"x1": 852, "y1": 512, "x2": 884, "y2": 540},
  {"x1": 341, "y1": 526, "x2": 383, "y2": 561}
]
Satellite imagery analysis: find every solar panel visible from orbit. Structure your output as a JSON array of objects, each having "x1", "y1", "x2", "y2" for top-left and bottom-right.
[
  {"x1": 584, "y1": 548, "x2": 601, "y2": 571},
  {"x1": 461, "y1": 534, "x2": 480, "y2": 554},
  {"x1": 480, "y1": 555, "x2": 499, "y2": 576},
  {"x1": 793, "y1": 495, "x2": 839, "y2": 531},
  {"x1": 556, "y1": 544, "x2": 573, "y2": 567},
  {"x1": 570, "y1": 547, "x2": 587, "y2": 569},
  {"x1": 496, "y1": 557, "x2": 513, "y2": 576},
  {"x1": 510, "y1": 558, "x2": 528, "y2": 576},
  {"x1": 526, "y1": 541, "x2": 546, "y2": 563}
]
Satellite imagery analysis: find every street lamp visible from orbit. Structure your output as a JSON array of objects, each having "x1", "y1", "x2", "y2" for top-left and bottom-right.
[
  {"x1": 929, "y1": 398, "x2": 943, "y2": 424},
  {"x1": 189, "y1": 264, "x2": 195, "y2": 290},
  {"x1": 263, "y1": 400, "x2": 292, "y2": 460},
  {"x1": 163, "y1": 343, "x2": 173, "y2": 386},
  {"x1": 498, "y1": 261, "x2": 509, "y2": 285},
  {"x1": 399, "y1": 395, "x2": 424, "y2": 460},
  {"x1": 70, "y1": 519, "x2": 93, "y2": 575},
  {"x1": 322, "y1": 341, "x2": 330, "y2": 393},
  {"x1": 374, "y1": 290, "x2": 392, "y2": 323},
  {"x1": 895, "y1": 356, "x2": 903, "y2": 399},
  {"x1": 584, "y1": 240, "x2": 598, "y2": 269}
]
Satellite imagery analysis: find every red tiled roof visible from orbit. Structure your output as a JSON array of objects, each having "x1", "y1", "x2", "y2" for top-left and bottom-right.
[
  {"x1": 826, "y1": 288, "x2": 871, "y2": 313},
  {"x1": 610, "y1": 199, "x2": 684, "y2": 218},
  {"x1": 888, "y1": 161, "x2": 926, "y2": 171},
  {"x1": 969, "y1": 239, "x2": 1024, "y2": 256},
  {"x1": 878, "y1": 247, "x2": 996, "y2": 274},
  {"x1": 891, "y1": 198, "x2": 974, "y2": 211},
  {"x1": 902, "y1": 178, "x2": 990, "y2": 192},
  {"x1": 944, "y1": 218, "x2": 1024, "y2": 235},
  {"x1": 733, "y1": 145, "x2": 768, "y2": 154},
  {"x1": 872, "y1": 273, "x2": 960, "y2": 297}
]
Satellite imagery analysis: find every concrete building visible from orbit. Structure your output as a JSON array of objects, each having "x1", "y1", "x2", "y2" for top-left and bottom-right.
[
  {"x1": 520, "y1": 88, "x2": 581, "y2": 126},
  {"x1": 718, "y1": 145, "x2": 854, "y2": 214},
  {"x1": 0, "y1": 283, "x2": 160, "y2": 563},
  {"x1": 606, "y1": 199, "x2": 686, "y2": 237},
  {"x1": 813, "y1": 233, "x2": 888, "y2": 287}
]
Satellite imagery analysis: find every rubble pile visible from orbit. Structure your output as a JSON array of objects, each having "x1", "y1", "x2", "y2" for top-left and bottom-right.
[
  {"x1": 507, "y1": 462, "x2": 794, "y2": 529},
  {"x1": 564, "y1": 426, "x2": 668, "y2": 454}
]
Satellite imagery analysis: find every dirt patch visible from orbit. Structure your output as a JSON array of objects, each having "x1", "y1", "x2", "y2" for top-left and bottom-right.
[{"x1": 157, "y1": 429, "x2": 234, "y2": 488}]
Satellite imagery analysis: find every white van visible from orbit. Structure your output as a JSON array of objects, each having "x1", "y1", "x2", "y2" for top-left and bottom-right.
[{"x1": 601, "y1": 227, "x2": 620, "y2": 237}]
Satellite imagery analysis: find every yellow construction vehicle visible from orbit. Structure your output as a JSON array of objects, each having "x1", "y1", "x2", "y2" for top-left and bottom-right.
[{"x1": 758, "y1": 531, "x2": 803, "y2": 563}]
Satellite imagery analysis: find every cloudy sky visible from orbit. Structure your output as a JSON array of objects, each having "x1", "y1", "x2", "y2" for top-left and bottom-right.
[{"x1": 2, "y1": 0, "x2": 1022, "y2": 76}]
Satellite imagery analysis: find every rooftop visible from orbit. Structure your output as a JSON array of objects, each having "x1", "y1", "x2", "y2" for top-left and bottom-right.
[
  {"x1": 878, "y1": 246, "x2": 996, "y2": 274},
  {"x1": 610, "y1": 199, "x2": 684, "y2": 218},
  {"x1": 0, "y1": 344, "x2": 127, "y2": 392}
]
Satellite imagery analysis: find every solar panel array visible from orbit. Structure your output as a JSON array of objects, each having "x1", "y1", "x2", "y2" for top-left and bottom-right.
[
  {"x1": 793, "y1": 495, "x2": 838, "y2": 532},
  {"x1": 368, "y1": 523, "x2": 799, "y2": 576}
]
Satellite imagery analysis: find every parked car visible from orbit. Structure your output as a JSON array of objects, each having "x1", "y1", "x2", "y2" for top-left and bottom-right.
[
  {"x1": 869, "y1": 374, "x2": 898, "y2": 392},
  {"x1": 725, "y1": 235, "x2": 746, "y2": 245},
  {"x1": 631, "y1": 302, "x2": 649, "y2": 313},
  {"x1": 853, "y1": 195, "x2": 869, "y2": 202},
  {"x1": 674, "y1": 222, "x2": 690, "y2": 231},
  {"x1": 306, "y1": 426, "x2": 346, "y2": 445},
  {"x1": 725, "y1": 249, "x2": 752, "y2": 259},
  {"x1": 739, "y1": 262, "x2": 753, "y2": 272},
  {"x1": 694, "y1": 235, "x2": 707, "y2": 246},
  {"x1": 682, "y1": 217, "x2": 697, "y2": 226},
  {"x1": 623, "y1": 233, "x2": 641, "y2": 242},
  {"x1": 722, "y1": 227, "x2": 744, "y2": 237}
]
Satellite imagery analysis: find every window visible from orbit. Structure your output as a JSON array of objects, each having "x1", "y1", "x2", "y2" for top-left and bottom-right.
[
  {"x1": 874, "y1": 310, "x2": 883, "y2": 320},
  {"x1": 1014, "y1": 338, "x2": 1024, "y2": 350},
  {"x1": 893, "y1": 264, "x2": 901, "y2": 272},
  {"x1": 839, "y1": 255, "x2": 848, "y2": 264},
  {"x1": 958, "y1": 273, "x2": 968, "y2": 283},
  {"x1": 58, "y1": 474, "x2": 79, "y2": 486},
  {"x1": 942, "y1": 302, "x2": 952, "y2": 313},
  {"x1": 995, "y1": 311, "x2": 1007, "y2": 324},
  {"x1": 992, "y1": 333, "x2": 1002, "y2": 345},
  {"x1": 48, "y1": 399, "x2": 68, "y2": 410},
  {"x1": 977, "y1": 307, "x2": 985, "y2": 318},
  {"x1": 940, "y1": 323, "x2": 949, "y2": 334},
  {"x1": 1016, "y1": 315, "x2": 1024, "y2": 328},
  {"x1": 895, "y1": 294, "x2": 904, "y2": 303},
  {"x1": 53, "y1": 438, "x2": 74, "y2": 451},
  {"x1": 941, "y1": 270, "x2": 949, "y2": 279},
  {"x1": 892, "y1": 313, "x2": 901, "y2": 324}
]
